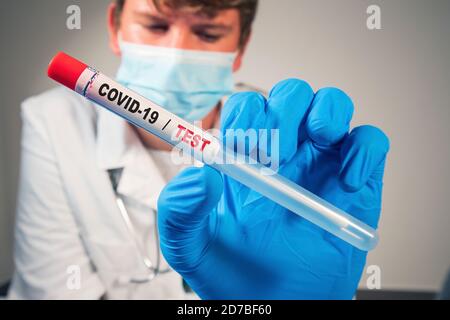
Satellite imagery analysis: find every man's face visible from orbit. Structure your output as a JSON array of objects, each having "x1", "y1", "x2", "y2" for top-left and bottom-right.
[{"x1": 108, "y1": 0, "x2": 245, "y2": 71}]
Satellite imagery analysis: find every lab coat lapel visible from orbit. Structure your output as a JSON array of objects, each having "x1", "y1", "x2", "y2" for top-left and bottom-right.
[{"x1": 96, "y1": 108, "x2": 166, "y2": 211}]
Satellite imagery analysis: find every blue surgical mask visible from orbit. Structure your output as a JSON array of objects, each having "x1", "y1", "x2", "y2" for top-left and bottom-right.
[{"x1": 116, "y1": 40, "x2": 236, "y2": 122}]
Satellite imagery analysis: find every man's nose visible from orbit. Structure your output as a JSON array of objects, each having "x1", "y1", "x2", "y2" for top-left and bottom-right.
[{"x1": 166, "y1": 28, "x2": 194, "y2": 49}]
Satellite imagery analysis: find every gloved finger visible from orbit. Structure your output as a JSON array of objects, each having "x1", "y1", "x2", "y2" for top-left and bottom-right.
[
  {"x1": 339, "y1": 125, "x2": 390, "y2": 192},
  {"x1": 266, "y1": 79, "x2": 314, "y2": 164},
  {"x1": 157, "y1": 166, "x2": 223, "y2": 273},
  {"x1": 306, "y1": 87, "x2": 354, "y2": 146},
  {"x1": 220, "y1": 92, "x2": 267, "y2": 158}
]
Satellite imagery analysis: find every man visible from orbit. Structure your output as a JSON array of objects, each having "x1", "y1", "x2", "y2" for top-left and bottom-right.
[{"x1": 9, "y1": 0, "x2": 389, "y2": 300}]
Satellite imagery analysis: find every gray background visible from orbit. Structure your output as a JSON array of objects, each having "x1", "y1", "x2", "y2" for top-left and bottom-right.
[{"x1": 1, "y1": 0, "x2": 449, "y2": 292}]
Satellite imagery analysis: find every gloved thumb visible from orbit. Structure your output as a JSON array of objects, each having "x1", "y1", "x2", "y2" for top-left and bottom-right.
[{"x1": 157, "y1": 165, "x2": 223, "y2": 273}]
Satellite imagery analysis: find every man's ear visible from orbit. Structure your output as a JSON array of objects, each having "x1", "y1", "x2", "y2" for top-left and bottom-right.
[
  {"x1": 107, "y1": 2, "x2": 121, "y2": 56},
  {"x1": 233, "y1": 31, "x2": 252, "y2": 72}
]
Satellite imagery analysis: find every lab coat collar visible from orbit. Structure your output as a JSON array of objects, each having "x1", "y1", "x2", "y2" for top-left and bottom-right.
[{"x1": 96, "y1": 107, "x2": 166, "y2": 210}]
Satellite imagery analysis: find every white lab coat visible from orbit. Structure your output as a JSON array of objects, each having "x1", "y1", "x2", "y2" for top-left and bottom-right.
[{"x1": 7, "y1": 87, "x2": 196, "y2": 299}]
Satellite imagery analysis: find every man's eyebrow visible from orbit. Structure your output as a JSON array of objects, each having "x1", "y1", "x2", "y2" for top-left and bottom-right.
[
  {"x1": 132, "y1": 11, "x2": 233, "y2": 32},
  {"x1": 133, "y1": 12, "x2": 168, "y2": 22},
  {"x1": 192, "y1": 24, "x2": 233, "y2": 32}
]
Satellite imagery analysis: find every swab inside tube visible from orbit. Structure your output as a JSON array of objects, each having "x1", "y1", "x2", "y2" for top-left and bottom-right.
[{"x1": 47, "y1": 52, "x2": 379, "y2": 251}]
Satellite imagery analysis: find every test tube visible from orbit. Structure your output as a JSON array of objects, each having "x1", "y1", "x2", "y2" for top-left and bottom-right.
[{"x1": 47, "y1": 52, "x2": 379, "y2": 251}]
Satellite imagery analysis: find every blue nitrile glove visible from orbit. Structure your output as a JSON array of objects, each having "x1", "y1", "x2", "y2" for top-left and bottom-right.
[{"x1": 157, "y1": 79, "x2": 390, "y2": 299}]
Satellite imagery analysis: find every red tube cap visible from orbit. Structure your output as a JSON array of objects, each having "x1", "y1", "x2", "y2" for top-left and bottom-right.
[{"x1": 47, "y1": 52, "x2": 87, "y2": 90}]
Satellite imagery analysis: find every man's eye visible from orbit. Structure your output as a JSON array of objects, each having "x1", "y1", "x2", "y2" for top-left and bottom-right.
[
  {"x1": 146, "y1": 24, "x2": 169, "y2": 33},
  {"x1": 195, "y1": 31, "x2": 222, "y2": 43}
]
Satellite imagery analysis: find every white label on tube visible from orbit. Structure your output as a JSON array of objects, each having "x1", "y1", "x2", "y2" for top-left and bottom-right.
[{"x1": 75, "y1": 68, "x2": 221, "y2": 163}]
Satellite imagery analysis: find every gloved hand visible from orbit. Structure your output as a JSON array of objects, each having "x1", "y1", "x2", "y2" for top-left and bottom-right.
[{"x1": 157, "y1": 79, "x2": 390, "y2": 299}]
